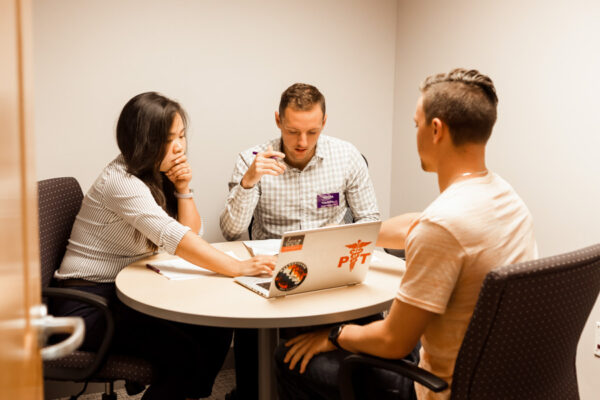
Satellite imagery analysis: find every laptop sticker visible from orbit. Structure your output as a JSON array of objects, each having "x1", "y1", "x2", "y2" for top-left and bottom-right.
[
  {"x1": 317, "y1": 192, "x2": 340, "y2": 208},
  {"x1": 281, "y1": 235, "x2": 304, "y2": 252},
  {"x1": 338, "y1": 240, "x2": 372, "y2": 271},
  {"x1": 275, "y1": 262, "x2": 308, "y2": 291}
]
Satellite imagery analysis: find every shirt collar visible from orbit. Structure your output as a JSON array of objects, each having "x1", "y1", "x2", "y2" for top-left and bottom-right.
[
  {"x1": 278, "y1": 135, "x2": 327, "y2": 171},
  {"x1": 293, "y1": 135, "x2": 327, "y2": 171}
]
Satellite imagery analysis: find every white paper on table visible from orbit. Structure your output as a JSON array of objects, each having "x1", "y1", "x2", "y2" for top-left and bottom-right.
[
  {"x1": 371, "y1": 252, "x2": 383, "y2": 264},
  {"x1": 242, "y1": 239, "x2": 281, "y2": 256},
  {"x1": 146, "y1": 252, "x2": 241, "y2": 280}
]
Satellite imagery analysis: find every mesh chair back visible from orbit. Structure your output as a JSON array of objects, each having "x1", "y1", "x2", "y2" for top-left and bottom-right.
[
  {"x1": 451, "y1": 244, "x2": 600, "y2": 400},
  {"x1": 38, "y1": 177, "x2": 154, "y2": 389},
  {"x1": 38, "y1": 177, "x2": 83, "y2": 288}
]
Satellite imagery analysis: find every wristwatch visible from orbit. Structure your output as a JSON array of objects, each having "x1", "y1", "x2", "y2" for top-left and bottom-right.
[
  {"x1": 174, "y1": 189, "x2": 194, "y2": 199},
  {"x1": 328, "y1": 324, "x2": 346, "y2": 349}
]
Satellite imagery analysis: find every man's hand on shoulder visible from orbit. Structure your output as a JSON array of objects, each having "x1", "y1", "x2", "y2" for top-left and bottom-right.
[{"x1": 241, "y1": 145, "x2": 286, "y2": 188}]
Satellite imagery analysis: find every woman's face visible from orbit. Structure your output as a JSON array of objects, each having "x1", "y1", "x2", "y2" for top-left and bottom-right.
[{"x1": 159, "y1": 113, "x2": 186, "y2": 172}]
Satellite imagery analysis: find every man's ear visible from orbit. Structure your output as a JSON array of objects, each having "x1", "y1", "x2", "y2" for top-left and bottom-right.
[
  {"x1": 431, "y1": 118, "x2": 444, "y2": 144},
  {"x1": 275, "y1": 111, "x2": 282, "y2": 129},
  {"x1": 322, "y1": 114, "x2": 328, "y2": 129}
]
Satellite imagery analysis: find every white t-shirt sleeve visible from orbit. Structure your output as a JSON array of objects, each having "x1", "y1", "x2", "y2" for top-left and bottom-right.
[{"x1": 397, "y1": 219, "x2": 466, "y2": 314}]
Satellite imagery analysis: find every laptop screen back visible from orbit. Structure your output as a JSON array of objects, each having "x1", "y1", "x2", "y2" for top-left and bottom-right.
[{"x1": 267, "y1": 221, "x2": 381, "y2": 297}]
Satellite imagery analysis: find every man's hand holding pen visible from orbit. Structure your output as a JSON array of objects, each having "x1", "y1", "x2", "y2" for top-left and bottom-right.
[{"x1": 241, "y1": 145, "x2": 286, "y2": 189}]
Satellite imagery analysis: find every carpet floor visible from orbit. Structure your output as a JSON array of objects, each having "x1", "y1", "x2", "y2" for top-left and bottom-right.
[{"x1": 54, "y1": 368, "x2": 235, "y2": 400}]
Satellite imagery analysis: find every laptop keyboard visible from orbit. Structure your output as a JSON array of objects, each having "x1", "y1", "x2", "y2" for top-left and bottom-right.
[{"x1": 257, "y1": 281, "x2": 271, "y2": 290}]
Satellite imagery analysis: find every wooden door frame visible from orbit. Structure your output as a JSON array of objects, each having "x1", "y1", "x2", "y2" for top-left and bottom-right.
[{"x1": 0, "y1": 0, "x2": 43, "y2": 398}]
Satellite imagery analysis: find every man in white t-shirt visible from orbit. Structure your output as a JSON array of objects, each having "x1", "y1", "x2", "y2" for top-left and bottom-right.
[{"x1": 275, "y1": 68, "x2": 538, "y2": 400}]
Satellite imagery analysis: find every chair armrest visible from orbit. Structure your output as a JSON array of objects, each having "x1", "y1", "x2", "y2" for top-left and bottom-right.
[
  {"x1": 338, "y1": 354, "x2": 448, "y2": 400},
  {"x1": 42, "y1": 287, "x2": 115, "y2": 382},
  {"x1": 384, "y1": 248, "x2": 406, "y2": 260}
]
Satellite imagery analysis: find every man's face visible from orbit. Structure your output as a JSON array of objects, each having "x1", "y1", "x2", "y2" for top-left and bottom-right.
[
  {"x1": 276, "y1": 105, "x2": 326, "y2": 170},
  {"x1": 414, "y1": 96, "x2": 435, "y2": 172}
]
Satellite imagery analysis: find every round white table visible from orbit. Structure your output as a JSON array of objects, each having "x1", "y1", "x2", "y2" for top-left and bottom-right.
[{"x1": 116, "y1": 241, "x2": 405, "y2": 400}]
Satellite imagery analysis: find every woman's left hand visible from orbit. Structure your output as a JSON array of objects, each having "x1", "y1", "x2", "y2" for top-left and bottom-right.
[{"x1": 165, "y1": 154, "x2": 192, "y2": 193}]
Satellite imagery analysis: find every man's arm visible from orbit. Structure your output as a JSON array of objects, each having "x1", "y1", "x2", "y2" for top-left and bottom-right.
[
  {"x1": 376, "y1": 212, "x2": 421, "y2": 249},
  {"x1": 282, "y1": 220, "x2": 463, "y2": 373},
  {"x1": 219, "y1": 147, "x2": 285, "y2": 240},
  {"x1": 283, "y1": 299, "x2": 434, "y2": 373},
  {"x1": 219, "y1": 155, "x2": 259, "y2": 241},
  {"x1": 338, "y1": 299, "x2": 432, "y2": 357},
  {"x1": 344, "y1": 151, "x2": 380, "y2": 222}
]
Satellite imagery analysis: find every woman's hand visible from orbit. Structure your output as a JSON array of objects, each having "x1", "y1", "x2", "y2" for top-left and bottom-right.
[
  {"x1": 236, "y1": 255, "x2": 277, "y2": 276},
  {"x1": 165, "y1": 154, "x2": 192, "y2": 193}
]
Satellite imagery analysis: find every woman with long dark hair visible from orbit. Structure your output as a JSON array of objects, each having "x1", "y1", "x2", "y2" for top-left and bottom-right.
[{"x1": 53, "y1": 92, "x2": 275, "y2": 399}]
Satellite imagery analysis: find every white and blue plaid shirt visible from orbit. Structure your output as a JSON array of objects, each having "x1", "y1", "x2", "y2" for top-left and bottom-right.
[{"x1": 219, "y1": 135, "x2": 380, "y2": 240}]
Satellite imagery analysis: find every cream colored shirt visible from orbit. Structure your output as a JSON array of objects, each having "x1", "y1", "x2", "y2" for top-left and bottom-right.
[{"x1": 397, "y1": 173, "x2": 537, "y2": 400}]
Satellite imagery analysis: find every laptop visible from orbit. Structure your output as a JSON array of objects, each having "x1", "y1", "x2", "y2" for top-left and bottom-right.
[{"x1": 234, "y1": 221, "x2": 381, "y2": 298}]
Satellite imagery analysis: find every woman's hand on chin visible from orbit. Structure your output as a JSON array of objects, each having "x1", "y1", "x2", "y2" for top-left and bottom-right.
[{"x1": 166, "y1": 154, "x2": 192, "y2": 193}]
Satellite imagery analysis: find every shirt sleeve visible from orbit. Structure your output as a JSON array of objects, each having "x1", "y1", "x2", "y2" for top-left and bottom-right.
[
  {"x1": 397, "y1": 219, "x2": 465, "y2": 314},
  {"x1": 344, "y1": 148, "x2": 380, "y2": 222},
  {"x1": 102, "y1": 174, "x2": 190, "y2": 255},
  {"x1": 219, "y1": 153, "x2": 260, "y2": 240}
]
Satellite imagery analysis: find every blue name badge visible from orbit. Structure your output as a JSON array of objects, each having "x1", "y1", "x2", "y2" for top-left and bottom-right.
[{"x1": 317, "y1": 192, "x2": 340, "y2": 208}]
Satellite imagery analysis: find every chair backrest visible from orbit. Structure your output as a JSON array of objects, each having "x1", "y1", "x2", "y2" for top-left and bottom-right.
[
  {"x1": 38, "y1": 177, "x2": 83, "y2": 288},
  {"x1": 451, "y1": 244, "x2": 600, "y2": 400}
]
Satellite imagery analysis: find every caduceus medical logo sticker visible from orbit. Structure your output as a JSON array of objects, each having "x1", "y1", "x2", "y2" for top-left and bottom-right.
[{"x1": 338, "y1": 240, "x2": 372, "y2": 271}]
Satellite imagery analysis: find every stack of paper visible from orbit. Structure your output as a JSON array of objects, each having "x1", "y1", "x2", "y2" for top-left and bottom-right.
[
  {"x1": 146, "y1": 252, "x2": 241, "y2": 280},
  {"x1": 242, "y1": 239, "x2": 281, "y2": 256}
]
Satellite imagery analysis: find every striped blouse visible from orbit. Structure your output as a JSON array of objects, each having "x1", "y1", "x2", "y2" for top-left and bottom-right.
[{"x1": 55, "y1": 155, "x2": 190, "y2": 283}]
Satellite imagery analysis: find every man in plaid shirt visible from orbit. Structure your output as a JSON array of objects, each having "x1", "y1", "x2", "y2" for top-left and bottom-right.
[
  {"x1": 219, "y1": 83, "x2": 380, "y2": 241},
  {"x1": 219, "y1": 83, "x2": 381, "y2": 400}
]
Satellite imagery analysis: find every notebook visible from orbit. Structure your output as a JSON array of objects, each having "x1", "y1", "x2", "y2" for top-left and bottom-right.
[{"x1": 234, "y1": 221, "x2": 381, "y2": 298}]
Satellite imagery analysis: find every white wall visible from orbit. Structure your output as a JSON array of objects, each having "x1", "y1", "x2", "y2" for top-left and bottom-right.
[
  {"x1": 33, "y1": 0, "x2": 600, "y2": 397},
  {"x1": 33, "y1": 0, "x2": 397, "y2": 242},
  {"x1": 392, "y1": 1, "x2": 600, "y2": 398}
]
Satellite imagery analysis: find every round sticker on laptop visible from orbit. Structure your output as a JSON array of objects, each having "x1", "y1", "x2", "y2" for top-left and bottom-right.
[{"x1": 275, "y1": 262, "x2": 308, "y2": 291}]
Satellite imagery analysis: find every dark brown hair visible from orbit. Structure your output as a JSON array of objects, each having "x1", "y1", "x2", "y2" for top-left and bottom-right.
[
  {"x1": 420, "y1": 68, "x2": 498, "y2": 146},
  {"x1": 116, "y1": 91, "x2": 187, "y2": 221},
  {"x1": 279, "y1": 83, "x2": 326, "y2": 120}
]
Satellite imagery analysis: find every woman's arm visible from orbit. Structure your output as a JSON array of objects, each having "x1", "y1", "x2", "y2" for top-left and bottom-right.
[
  {"x1": 165, "y1": 154, "x2": 201, "y2": 233},
  {"x1": 175, "y1": 231, "x2": 276, "y2": 277},
  {"x1": 175, "y1": 194, "x2": 202, "y2": 234}
]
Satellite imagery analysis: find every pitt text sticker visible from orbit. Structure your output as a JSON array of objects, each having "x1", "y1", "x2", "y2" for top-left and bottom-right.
[
  {"x1": 275, "y1": 262, "x2": 308, "y2": 291},
  {"x1": 281, "y1": 235, "x2": 304, "y2": 252},
  {"x1": 338, "y1": 240, "x2": 372, "y2": 271},
  {"x1": 317, "y1": 192, "x2": 340, "y2": 208}
]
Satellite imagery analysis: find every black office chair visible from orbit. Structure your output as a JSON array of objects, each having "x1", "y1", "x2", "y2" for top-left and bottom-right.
[
  {"x1": 339, "y1": 243, "x2": 600, "y2": 400},
  {"x1": 39, "y1": 177, "x2": 153, "y2": 399}
]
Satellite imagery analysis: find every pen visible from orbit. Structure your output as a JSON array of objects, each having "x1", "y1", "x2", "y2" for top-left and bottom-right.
[
  {"x1": 146, "y1": 264, "x2": 162, "y2": 274},
  {"x1": 252, "y1": 151, "x2": 282, "y2": 160}
]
